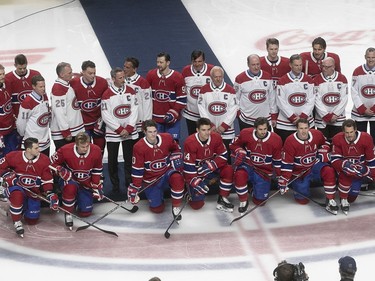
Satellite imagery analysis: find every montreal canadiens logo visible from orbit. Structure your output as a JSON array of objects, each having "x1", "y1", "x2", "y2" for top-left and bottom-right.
[
  {"x1": 3, "y1": 99, "x2": 12, "y2": 113},
  {"x1": 154, "y1": 90, "x2": 170, "y2": 102},
  {"x1": 300, "y1": 153, "x2": 316, "y2": 166},
  {"x1": 361, "y1": 85, "x2": 375, "y2": 98},
  {"x1": 190, "y1": 85, "x2": 201, "y2": 99},
  {"x1": 149, "y1": 160, "x2": 167, "y2": 172},
  {"x1": 208, "y1": 102, "x2": 227, "y2": 116},
  {"x1": 72, "y1": 97, "x2": 80, "y2": 110},
  {"x1": 37, "y1": 112, "x2": 50, "y2": 126},
  {"x1": 114, "y1": 105, "x2": 131, "y2": 118},
  {"x1": 250, "y1": 153, "x2": 266, "y2": 164},
  {"x1": 73, "y1": 170, "x2": 90, "y2": 181},
  {"x1": 288, "y1": 93, "x2": 306, "y2": 106},
  {"x1": 248, "y1": 90, "x2": 266, "y2": 103},
  {"x1": 18, "y1": 90, "x2": 31, "y2": 103},
  {"x1": 18, "y1": 175, "x2": 39, "y2": 188},
  {"x1": 81, "y1": 99, "x2": 99, "y2": 112},
  {"x1": 322, "y1": 92, "x2": 340, "y2": 106}
]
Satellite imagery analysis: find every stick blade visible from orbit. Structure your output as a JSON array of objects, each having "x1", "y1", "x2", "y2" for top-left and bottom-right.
[{"x1": 164, "y1": 231, "x2": 171, "y2": 239}]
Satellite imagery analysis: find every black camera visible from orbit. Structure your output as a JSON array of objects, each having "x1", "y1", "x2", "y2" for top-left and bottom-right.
[{"x1": 273, "y1": 260, "x2": 309, "y2": 281}]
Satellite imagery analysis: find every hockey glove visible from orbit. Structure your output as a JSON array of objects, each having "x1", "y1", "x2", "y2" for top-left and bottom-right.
[
  {"x1": 190, "y1": 177, "x2": 209, "y2": 195},
  {"x1": 93, "y1": 117, "x2": 106, "y2": 137},
  {"x1": 56, "y1": 165, "x2": 72, "y2": 182},
  {"x1": 278, "y1": 176, "x2": 289, "y2": 195},
  {"x1": 127, "y1": 184, "x2": 140, "y2": 204},
  {"x1": 1, "y1": 170, "x2": 17, "y2": 188},
  {"x1": 317, "y1": 144, "x2": 331, "y2": 163},
  {"x1": 197, "y1": 159, "x2": 218, "y2": 177},
  {"x1": 46, "y1": 192, "x2": 59, "y2": 210},
  {"x1": 91, "y1": 182, "x2": 104, "y2": 201},
  {"x1": 342, "y1": 160, "x2": 359, "y2": 177},
  {"x1": 352, "y1": 163, "x2": 370, "y2": 178},
  {"x1": 163, "y1": 109, "x2": 179, "y2": 124},
  {"x1": 234, "y1": 148, "x2": 247, "y2": 166},
  {"x1": 167, "y1": 152, "x2": 183, "y2": 171}
]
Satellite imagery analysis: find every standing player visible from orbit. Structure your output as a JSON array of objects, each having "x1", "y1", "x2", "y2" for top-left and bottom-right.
[
  {"x1": 129, "y1": 120, "x2": 185, "y2": 220},
  {"x1": 70, "y1": 60, "x2": 108, "y2": 153},
  {"x1": 198, "y1": 66, "x2": 238, "y2": 162},
  {"x1": 16, "y1": 74, "x2": 51, "y2": 156},
  {"x1": 146, "y1": 52, "x2": 186, "y2": 141},
  {"x1": 350, "y1": 47, "x2": 375, "y2": 143},
  {"x1": 50, "y1": 132, "x2": 104, "y2": 228},
  {"x1": 181, "y1": 50, "x2": 214, "y2": 135},
  {"x1": 0, "y1": 64, "x2": 18, "y2": 158},
  {"x1": 5, "y1": 54, "x2": 41, "y2": 117},
  {"x1": 0, "y1": 137, "x2": 57, "y2": 237},
  {"x1": 50, "y1": 62, "x2": 85, "y2": 151},
  {"x1": 279, "y1": 118, "x2": 337, "y2": 213},
  {"x1": 230, "y1": 117, "x2": 283, "y2": 209},
  {"x1": 123, "y1": 57, "x2": 152, "y2": 139},
  {"x1": 331, "y1": 119, "x2": 375, "y2": 214},
  {"x1": 260, "y1": 38, "x2": 291, "y2": 88},
  {"x1": 300, "y1": 37, "x2": 341, "y2": 78},
  {"x1": 234, "y1": 54, "x2": 277, "y2": 129},
  {"x1": 101, "y1": 67, "x2": 138, "y2": 193},
  {"x1": 314, "y1": 57, "x2": 348, "y2": 142},
  {"x1": 183, "y1": 117, "x2": 234, "y2": 212},
  {"x1": 276, "y1": 54, "x2": 315, "y2": 142}
]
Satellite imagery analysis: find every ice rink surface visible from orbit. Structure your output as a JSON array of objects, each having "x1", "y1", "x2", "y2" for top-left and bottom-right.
[{"x1": 1, "y1": 0, "x2": 375, "y2": 280}]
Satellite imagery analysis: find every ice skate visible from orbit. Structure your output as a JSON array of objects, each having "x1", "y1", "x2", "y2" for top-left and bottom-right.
[
  {"x1": 216, "y1": 195, "x2": 234, "y2": 213},
  {"x1": 172, "y1": 206, "x2": 182, "y2": 224},
  {"x1": 64, "y1": 213, "x2": 73, "y2": 230},
  {"x1": 341, "y1": 198, "x2": 350, "y2": 215},
  {"x1": 238, "y1": 200, "x2": 249, "y2": 214},
  {"x1": 325, "y1": 198, "x2": 338, "y2": 215},
  {"x1": 14, "y1": 220, "x2": 24, "y2": 238}
]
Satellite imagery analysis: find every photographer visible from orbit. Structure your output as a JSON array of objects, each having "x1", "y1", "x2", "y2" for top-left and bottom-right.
[{"x1": 273, "y1": 260, "x2": 309, "y2": 281}]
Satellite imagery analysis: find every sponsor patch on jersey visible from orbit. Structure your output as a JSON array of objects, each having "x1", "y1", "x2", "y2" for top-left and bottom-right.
[
  {"x1": 248, "y1": 90, "x2": 267, "y2": 103},
  {"x1": 288, "y1": 93, "x2": 306, "y2": 106},
  {"x1": 114, "y1": 104, "x2": 131, "y2": 118},
  {"x1": 208, "y1": 102, "x2": 227, "y2": 115},
  {"x1": 322, "y1": 92, "x2": 340, "y2": 106}
]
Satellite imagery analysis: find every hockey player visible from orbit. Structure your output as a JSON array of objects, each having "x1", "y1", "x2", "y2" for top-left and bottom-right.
[
  {"x1": 0, "y1": 64, "x2": 18, "y2": 159},
  {"x1": 5, "y1": 54, "x2": 41, "y2": 117},
  {"x1": 123, "y1": 57, "x2": 152, "y2": 139},
  {"x1": 129, "y1": 120, "x2": 185, "y2": 220},
  {"x1": 146, "y1": 52, "x2": 186, "y2": 141},
  {"x1": 230, "y1": 117, "x2": 283, "y2": 210},
  {"x1": 181, "y1": 50, "x2": 214, "y2": 135},
  {"x1": 0, "y1": 137, "x2": 57, "y2": 237},
  {"x1": 313, "y1": 57, "x2": 348, "y2": 142},
  {"x1": 16, "y1": 74, "x2": 51, "y2": 156},
  {"x1": 50, "y1": 132, "x2": 104, "y2": 228},
  {"x1": 330, "y1": 119, "x2": 375, "y2": 214},
  {"x1": 278, "y1": 118, "x2": 337, "y2": 212},
  {"x1": 101, "y1": 67, "x2": 138, "y2": 193},
  {"x1": 275, "y1": 54, "x2": 315, "y2": 142},
  {"x1": 183, "y1": 117, "x2": 234, "y2": 212},
  {"x1": 70, "y1": 60, "x2": 108, "y2": 153},
  {"x1": 234, "y1": 54, "x2": 277, "y2": 129},
  {"x1": 198, "y1": 66, "x2": 238, "y2": 163},
  {"x1": 338, "y1": 256, "x2": 357, "y2": 281},
  {"x1": 300, "y1": 37, "x2": 341, "y2": 78},
  {"x1": 350, "y1": 47, "x2": 375, "y2": 143},
  {"x1": 260, "y1": 38, "x2": 291, "y2": 88},
  {"x1": 50, "y1": 62, "x2": 85, "y2": 151}
]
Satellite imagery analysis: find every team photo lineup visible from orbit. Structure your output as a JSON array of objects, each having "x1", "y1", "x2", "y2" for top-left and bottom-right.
[{"x1": 1, "y1": 36, "x2": 375, "y2": 238}]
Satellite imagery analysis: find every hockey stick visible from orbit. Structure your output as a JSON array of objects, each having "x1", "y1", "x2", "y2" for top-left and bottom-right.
[
  {"x1": 49, "y1": 165, "x2": 138, "y2": 214},
  {"x1": 288, "y1": 188, "x2": 326, "y2": 209},
  {"x1": 164, "y1": 193, "x2": 191, "y2": 239},
  {"x1": 230, "y1": 169, "x2": 309, "y2": 225},
  {"x1": 23, "y1": 186, "x2": 118, "y2": 237}
]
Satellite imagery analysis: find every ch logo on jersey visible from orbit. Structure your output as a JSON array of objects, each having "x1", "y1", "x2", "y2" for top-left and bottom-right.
[
  {"x1": 16, "y1": 90, "x2": 32, "y2": 103},
  {"x1": 1, "y1": 99, "x2": 13, "y2": 114},
  {"x1": 37, "y1": 112, "x2": 51, "y2": 127},
  {"x1": 114, "y1": 104, "x2": 131, "y2": 118},
  {"x1": 248, "y1": 90, "x2": 267, "y2": 104},
  {"x1": 149, "y1": 160, "x2": 167, "y2": 172},
  {"x1": 322, "y1": 92, "x2": 340, "y2": 106},
  {"x1": 208, "y1": 102, "x2": 227, "y2": 116},
  {"x1": 80, "y1": 99, "x2": 99, "y2": 112},
  {"x1": 250, "y1": 152, "x2": 266, "y2": 164},
  {"x1": 190, "y1": 85, "x2": 201, "y2": 99},
  {"x1": 153, "y1": 90, "x2": 170, "y2": 102},
  {"x1": 18, "y1": 175, "x2": 40, "y2": 188},
  {"x1": 72, "y1": 97, "x2": 80, "y2": 110},
  {"x1": 288, "y1": 93, "x2": 306, "y2": 106},
  {"x1": 300, "y1": 152, "x2": 317, "y2": 166},
  {"x1": 73, "y1": 170, "x2": 90, "y2": 180},
  {"x1": 361, "y1": 85, "x2": 375, "y2": 98}
]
